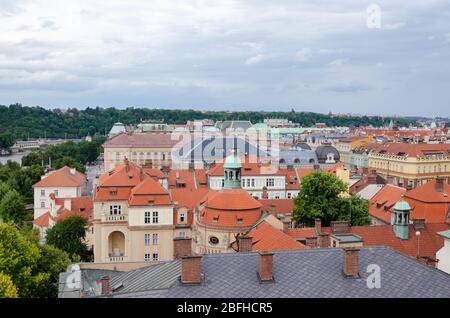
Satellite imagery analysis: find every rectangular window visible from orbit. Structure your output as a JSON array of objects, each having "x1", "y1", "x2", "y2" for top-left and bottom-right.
[
  {"x1": 41, "y1": 189, "x2": 45, "y2": 197},
  {"x1": 54, "y1": 190, "x2": 58, "y2": 196},
  {"x1": 110, "y1": 205, "x2": 121, "y2": 215},
  {"x1": 144, "y1": 253, "x2": 151, "y2": 262},
  {"x1": 41, "y1": 201, "x2": 45, "y2": 208},
  {"x1": 251, "y1": 179, "x2": 255, "y2": 187},
  {"x1": 179, "y1": 213, "x2": 185, "y2": 223},
  {"x1": 152, "y1": 233, "x2": 159, "y2": 245},
  {"x1": 145, "y1": 211, "x2": 151, "y2": 224},
  {"x1": 152, "y1": 253, "x2": 159, "y2": 261},
  {"x1": 287, "y1": 193, "x2": 292, "y2": 199},
  {"x1": 179, "y1": 231, "x2": 186, "y2": 238},
  {"x1": 266, "y1": 178, "x2": 275, "y2": 187},
  {"x1": 144, "y1": 233, "x2": 151, "y2": 246},
  {"x1": 247, "y1": 179, "x2": 251, "y2": 187},
  {"x1": 152, "y1": 211, "x2": 159, "y2": 224}
]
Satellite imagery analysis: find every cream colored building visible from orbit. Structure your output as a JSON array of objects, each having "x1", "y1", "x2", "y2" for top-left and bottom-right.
[
  {"x1": 368, "y1": 143, "x2": 450, "y2": 188},
  {"x1": 93, "y1": 161, "x2": 187, "y2": 263},
  {"x1": 103, "y1": 132, "x2": 179, "y2": 170}
]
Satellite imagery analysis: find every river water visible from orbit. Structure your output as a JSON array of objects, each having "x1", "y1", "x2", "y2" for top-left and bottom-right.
[{"x1": 0, "y1": 152, "x2": 29, "y2": 165}]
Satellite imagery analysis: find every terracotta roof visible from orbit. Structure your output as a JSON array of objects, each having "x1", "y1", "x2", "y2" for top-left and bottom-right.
[
  {"x1": 103, "y1": 132, "x2": 180, "y2": 147},
  {"x1": 143, "y1": 168, "x2": 166, "y2": 179},
  {"x1": 95, "y1": 187, "x2": 132, "y2": 201},
  {"x1": 369, "y1": 184, "x2": 407, "y2": 223},
  {"x1": 201, "y1": 189, "x2": 262, "y2": 211},
  {"x1": 404, "y1": 179, "x2": 450, "y2": 203},
  {"x1": 371, "y1": 142, "x2": 450, "y2": 158},
  {"x1": 33, "y1": 166, "x2": 86, "y2": 188},
  {"x1": 167, "y1": 169, "x2": 197, "y2": 189},
  {"x1": 232, "y1": 220, "x2": 305, "y2": 251},
  {"x1": 259, "y1": 199, "x2": 294, "y2": 216},
  {"x1": 207, "y1": 159, "x2": 283, "y2": 177},
  {"x1": 288, "y1": 223, "x2": 449, "y2": 260},
  {"x1": 171, "y1": 188, "x2": 209, "y2": 211},
  {"x1": 128, "y1": 176, "x2": 171, "y2": 206},
  {"x1": 33, "y1": 212, "x2": 53, "y2": 228},
  {"x1": 99, "y1": 162, "x2": 145, "y2": 187}
]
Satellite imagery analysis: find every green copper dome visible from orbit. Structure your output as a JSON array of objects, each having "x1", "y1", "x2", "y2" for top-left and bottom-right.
[
  {"x1": 224, "y1": 154, "x2": 242, "y2": 169},
  {"x1": 393, "y1": 199, "x2": 411, "y2": 211}
]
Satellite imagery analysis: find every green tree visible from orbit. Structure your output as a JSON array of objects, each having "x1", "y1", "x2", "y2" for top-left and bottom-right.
[
  {"x1": 293, "y1": 169, "x2": 360, "y2": 226},
  {"x1": 0, "y1": 190, "x2": 26, "y2": 224},
  {"x1": 0, "y1": 221, "x2": 50, "y2": 297},
  {"x1": 46, "y1": 216, "x2": 89, "y2": 261},
  {"x1": 0, "y1": 272, "x2": 18, "y2": 298},
  {"x1": 340, "y1": 194, "x2": 371, "y2": 226},
  {"x1": 34, "y1": 245, "x2": 71, "y2": 298},
  {"x1": 0, "y1": 182, "x2": 9, "y2": 202},
  {"x1": 0, "y1": 132, "x2": 15, "y2": 149},
  {"x1": 54, "y1": 156, "x2": 86, "y2": 173}
]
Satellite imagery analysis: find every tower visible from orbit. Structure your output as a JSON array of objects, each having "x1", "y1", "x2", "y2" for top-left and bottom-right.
[
  {"x1": 392, "y1": 198, "x2": 411, "y2": 240},
  {"x1": 223, "y1": 152, "x2": 242, "y2": 189}
]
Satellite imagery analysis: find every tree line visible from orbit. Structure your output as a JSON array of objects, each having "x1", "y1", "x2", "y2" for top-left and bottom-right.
[{"x1": 0, "y1": 103, "x2": 417, "y2": 141}]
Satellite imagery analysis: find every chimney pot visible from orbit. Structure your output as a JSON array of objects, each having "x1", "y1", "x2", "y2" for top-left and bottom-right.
[
  {"x1": 317, "y1": 233, "x2": 330, "y2": 248},
  {"x1": 343, "y1": 248, "x2": 360, "y2": 278},
  {"x1": 237, "y1": 235, "x2": 253, "y2": 252},
  {"x1": 181, "y1": 255, "x2": 202, "y2": 284},
  {"x1": 100, "y1": 276, "x2": 111, "y2": 295},
  {"x1": 258, "y1": 251, "x2": 274, "y2": 282},
  {"x1": 282, "y1": 221, "x2": 290, "y2": 234},
  {"x1": 314, "y1": 218, "x2": 322, "y2": 234},
  {"x1": 305, "y1": 236, "x2": 318, "y2": 248},
  {"x1": 173, "y1": 237, "x2": 192, "y2": 259}
]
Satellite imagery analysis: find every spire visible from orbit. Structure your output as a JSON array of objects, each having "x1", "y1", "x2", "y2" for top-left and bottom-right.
[{"x1": 392, "y1": 196, "x2": 411, "y2": 240}]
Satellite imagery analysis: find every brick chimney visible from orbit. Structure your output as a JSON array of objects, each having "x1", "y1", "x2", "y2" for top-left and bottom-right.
[
  {"x1": 317, "y1": 233, "x2": 330, "y2": 248},
  {"x1": 262, "y1": 187, "x2": 268, "y2": 199},
  {"x1": 331, "y1": 221, "x2": 351, "y2": 234},
  {"x1": 314, "y1": 218, "x2": 322, "y2": 234},
  {"x1": 258, "y1": 251, "x2": 274, "y2": 282},
  {"x1": 367, "y1": 174, "x2": 377, "y2": 185},
  {"x1": 237, "y1": 235, "x2": 253, "y2": 252},
  {"x1": 343, "y1": 248, "x2": 360, "y2": 278},
  {"x1": 412, "y1": 218, "x2": 425, "y2": 231},
  {"x1": 282, "y1": 221, "x2": 290, "y2": 234},
  {"x1": 181, "y1": 255, "x2": 202, "y2": 284},
  {"x1": 173, "y1": 237, "x2": 192, "y2": 259},
  {"x1": 100, "y1": 276, "x2": 111, "y2": 295},
  {"x1": 362, "y1": 167, "x2": 369, "y2": 175},
  {"x1": 306, "y1": 236, "x2": 317, "y2": 248},
  {"x1": 435, "y1": 177, "x2": 444, "y2": 192}
]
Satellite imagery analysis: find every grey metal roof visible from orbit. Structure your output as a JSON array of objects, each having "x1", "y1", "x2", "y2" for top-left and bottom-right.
[
  {"x1": 107, "y1": 247, "x2": 450, "y2": 298},
  {"x1": 108, "y1": 260, "x2": 181, "y2": 295},
  {"x1": 356, "y1": 184, "x2": 384, "y2": 200},
  {"x1": 279, "y1": 149, "x2": 318, "y2": 165},
  {"x1": 331, "y1": 234, "x2": 363, "y2": 243}
]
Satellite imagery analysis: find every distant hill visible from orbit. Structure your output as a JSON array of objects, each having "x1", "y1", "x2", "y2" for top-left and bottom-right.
[{"x1": 0, "y1": 103, "x2": 417, "y2": 139}]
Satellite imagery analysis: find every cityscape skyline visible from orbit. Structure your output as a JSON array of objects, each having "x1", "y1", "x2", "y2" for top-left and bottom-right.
[{"x1": 1, "y1": 1, "x2": 450, "y2": 117}]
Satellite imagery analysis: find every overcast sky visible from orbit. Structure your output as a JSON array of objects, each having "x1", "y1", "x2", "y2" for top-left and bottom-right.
[{"x1": 1, "y1": 0, "x2": 450, "y2": 117}]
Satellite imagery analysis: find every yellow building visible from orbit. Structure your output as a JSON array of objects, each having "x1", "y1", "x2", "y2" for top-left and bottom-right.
[
  {"x1": 103, "y1": 132, "x2": 179, "y2": 170},
  {"x1": 335, "y1": 136, "x2": 373, "y2": 167},
  {"x1": 93, "y1": 160, "x2": 185, "y2": 263},
  {"x1": 368, "y1": 143, "x2": 450, "y2": 188}
]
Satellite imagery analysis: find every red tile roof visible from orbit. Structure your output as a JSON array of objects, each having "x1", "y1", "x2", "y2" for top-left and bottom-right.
[
  {"x1": 95, "y1": 187, "x2": 132, "y2": 201},
  {"x1": 128, "y1": 176, "x2": 171, "y2": 206},
  {"x1": 103, "y1": 132, "x2": 180, "y2": 148},
  {"x1": 233, "y1": 220, "x2": 305, "y2": 251},
  {"x1": 171, "y1": 188, "x2": 209, "y2": 211},
  {"x1": 33, "y1": 212, "x2": 53, "y2": 228},
  {"x1": 99, "y1": 162, "x2": 145, "y2": 187},
  {"x1": 259, "y1": 199, "x2": 294, "y2": 216},
  {"x1": 369, "y1": 184, "x2": 407, "y2": 223},
  {"x1": 33, "y1": 166, "x2": 86, "y2": 188},
  {"x1": 201, "y1": 189, "x2": 262, "y2": 211},
  {"x1": 371, "y1": 142, "x2": 450, "y2": 158},
  {"x1": 288, "y1": 223, "x2": 449, "y2": 260}
]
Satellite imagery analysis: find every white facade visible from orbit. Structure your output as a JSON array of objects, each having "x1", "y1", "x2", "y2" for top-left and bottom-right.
[
  {"x1": 128, "y1": 206, "x2": 174, "y2": 227},
  {"x1": 437, "y1": 238, "x2": 450, "y2": 274},
  {"x1": 33, "y1": 186, "x2": 82, "y2": 219},
  {"x1": 208, "y1": 175, "x2": 290, "y2": 199}
]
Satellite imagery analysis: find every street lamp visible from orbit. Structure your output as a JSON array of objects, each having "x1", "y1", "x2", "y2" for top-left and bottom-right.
[{"x1": 415, "y1": 230, "x2": 421, "y2": 259}]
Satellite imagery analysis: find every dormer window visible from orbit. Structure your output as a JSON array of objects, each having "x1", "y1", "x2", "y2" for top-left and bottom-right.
[
  {"x1": 236, "y1": 217, "x2": 244, "y2": 224},
  {"x1": 212, "y1": 217, "x2": 219, "y2": 223}
]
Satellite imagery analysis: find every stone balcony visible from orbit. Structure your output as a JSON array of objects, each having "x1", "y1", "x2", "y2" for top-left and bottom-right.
[{"x1": 102, "y1": 214, "x2": 128, "y2": 222}]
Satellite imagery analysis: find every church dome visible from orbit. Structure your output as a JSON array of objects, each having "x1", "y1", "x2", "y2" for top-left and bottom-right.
[
  {"x1": 393, "y1": 199, "x2": 411, "y2": 211},
  {"x1": 315, "y1": 145, "x2": 340, "y2": 163},
  {"x1": 224, "y1": 154, "x2": 242, "y2": 169}
]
